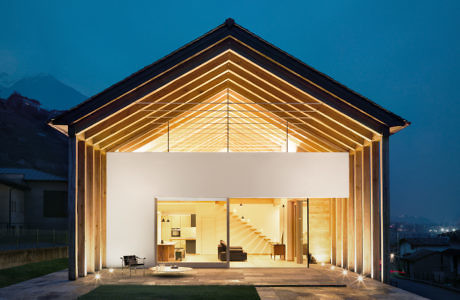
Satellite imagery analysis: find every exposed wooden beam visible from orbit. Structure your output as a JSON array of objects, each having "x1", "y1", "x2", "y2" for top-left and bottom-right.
[
  {"x1": 371, "y1": 140, "x2": 381, "y2": 280},
  {"x1": 101, "y1": 152, "x2": 107, "y2": 267},
  {"x1": 348, "y1": 153, "x2": 355, "y2": 272},
  {"x1": 68, "y1": 135, "x2": 77, "y2": 280},
  {"x1": 381, "y1": 133, "x2": 390, "y2": 283},
  {"x1": 355, "y1": 149, "x2": 363, "y2": 274},
  {"x1": 77, "y1": 140, "x2": 86, "y2": 277},
  {"x1": 363, "y1": 145, "x2": 372, "y2": 276},
  {"x1": 85, "y1": 145, "x2": 94, "y2": 274}
]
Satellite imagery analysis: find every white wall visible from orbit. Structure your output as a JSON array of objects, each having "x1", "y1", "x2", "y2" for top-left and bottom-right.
[{"x1": 106, "y1": 152, "x2": 348, "y2": 267}]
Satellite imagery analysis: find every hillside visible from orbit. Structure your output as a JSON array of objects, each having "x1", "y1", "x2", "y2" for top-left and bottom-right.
[{"x1": 0, "y1": 93, "x2": 67, "y2": 177}]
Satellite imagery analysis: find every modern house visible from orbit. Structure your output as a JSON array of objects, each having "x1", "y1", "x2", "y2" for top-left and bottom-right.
[
  {"x1": 49, "y1": 19, "x2": 410, "y2": 282},
  {"x1": 0, "y1": 168, "x2": 67, "y2": 230}
]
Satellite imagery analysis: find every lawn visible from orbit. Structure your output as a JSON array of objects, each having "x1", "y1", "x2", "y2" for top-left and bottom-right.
[
  {"x1": 79, "y1": 285, "x2": 260, "y2": 300},
  {"x1": 0, "y1": 258, "x2": 68, "y2": 288}
]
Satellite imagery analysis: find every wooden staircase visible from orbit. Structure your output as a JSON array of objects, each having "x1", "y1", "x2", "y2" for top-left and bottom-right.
[{"x1": 219, "y1": 205, "x2": 273, "y2": 254}]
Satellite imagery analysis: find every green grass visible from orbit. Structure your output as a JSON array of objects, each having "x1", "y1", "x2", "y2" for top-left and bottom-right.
[
  {"x1": 0, "y1": 258, "x2": 68, "y2": 288},
  {"x1": 79, "y1": 285, "x2": 260, "y2": 300}
]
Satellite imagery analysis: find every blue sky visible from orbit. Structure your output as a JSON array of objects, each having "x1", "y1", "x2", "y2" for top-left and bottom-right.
[{"x1": 1, "y1": 0, "x2": 459, "y2": 222}]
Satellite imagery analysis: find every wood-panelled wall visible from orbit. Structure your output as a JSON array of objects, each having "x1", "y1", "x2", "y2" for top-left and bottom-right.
[
  {"x1": 329, "y1": 137, "x2": 389, "y2": 282},
  {"x1": 68, "y1": 137, "x2": 107, "y2": 279}
]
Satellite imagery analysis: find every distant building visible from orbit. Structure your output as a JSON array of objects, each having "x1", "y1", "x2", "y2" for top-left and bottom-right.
[
  {"x1": 399, "y1": 237, "x2": 450, "y2": 256},
  {"x1": 400, "y1": 248, "x2": 460, "y2": 283},
  {"x1": 6, "y1": 92, "x2": 41, "y2": 111},
  {"x1": 400, "y1": 249, "x2": 442, "y2": 281},
  {"x1": 0, "y1": 168, "x2": 67, "y2": 230}
]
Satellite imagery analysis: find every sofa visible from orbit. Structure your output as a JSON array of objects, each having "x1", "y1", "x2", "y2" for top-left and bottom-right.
[{"x1": 218, "y1": 241, "x2": 247, "y2": 261}]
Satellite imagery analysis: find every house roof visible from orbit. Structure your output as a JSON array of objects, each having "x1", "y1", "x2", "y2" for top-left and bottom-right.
[
  {"x1": 402, "y1": 249, "x2": 438, "y2": 262},
  {"x1": 0, "y1": 168, "x2": 66, "y2": 181},
  {"x1": 51, "y1": 19, "x2": 408, "y2": 130},
  {"x1": 49, "y1": 19, "x2": 409, "y2": 153},
  {"x1": 400, "y1": 237, "x2": 450, "y2": 247},
  {"x1": 0, "y1": 176, "x2": 30, "y2": 190}
]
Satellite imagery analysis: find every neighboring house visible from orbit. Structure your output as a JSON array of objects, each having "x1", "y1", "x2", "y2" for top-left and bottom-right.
[
  {"x1": 440, "y1": 248, "x2": 460, "y2": 281},
  {"x1": 0, "y1": 168, "x2": 67, "y2": 230},
  {"x1": 400, "y1": 248, "x2": 460, "y2": 283},
  {"x1": 400, "y1": 249, "x2": 442, "y2": 281},
  {"x1": 0, "y1": 176, "x2": 28, "y2": 229},
  {"x1": 399, "y1": 237, "x2": 450, "y2": 256}
]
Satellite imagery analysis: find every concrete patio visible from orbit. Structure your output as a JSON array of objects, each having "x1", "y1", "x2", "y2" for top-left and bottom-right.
[{"x1": 0, "y1": 265, "x2": 426, "y2": 299}]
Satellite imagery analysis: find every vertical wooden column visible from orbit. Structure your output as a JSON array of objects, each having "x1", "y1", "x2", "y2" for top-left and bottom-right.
[
  {"x1": 101, "y1": 152, "x2": 107, "y2": 267},
  {"x1": 85, "y1": 145, "x2": 95, "y2": 274},
  {"x1": 77, "y1": 140, "x2": 86, "y2": 277},
  {"x1": 342, "y1": 198, "x2": 348, "y2": 269},
  {"x1": 363, "y1": 145, "x2": 372, "y2": 276},
  {"x1": 336, "y1": 198, "x2": 342, "y2": 267},
  {"x1": 381, "y1": 134, "x2": 390, "y2": 283},
  {"x1": 287, "y1": 201, "x2": 295, "y2": 261},
  {"x1": 295, "y1": 200, "x2": 303, "y2": 264},
  {"x1": 371, "y1": 141, "x2": 381, "y2": 280},
  {"x1": 330, "y1": 198, "x2": 336, "y2": 265},
  {"x1": 94, "y1": 150, "x2": 101, "y2": 271},
  {"x1": 355, "y1": 149, "x2": 363, "y2": 274},
  {"x1": 348, "y1": 153, "x2": 355, "y2": 271},
  {"x1": 68, "y1": 135, "x2": 77, "y2": 280}
]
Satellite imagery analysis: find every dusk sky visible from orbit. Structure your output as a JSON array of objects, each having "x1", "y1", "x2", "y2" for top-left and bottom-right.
[{"x1": 1, "y1": 1, "x2": 459, "y2": 222}]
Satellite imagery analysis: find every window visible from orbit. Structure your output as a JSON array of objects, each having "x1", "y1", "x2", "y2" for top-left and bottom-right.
[{"x1": 43, "y1": 191, "x2": 67, "y2": 218}]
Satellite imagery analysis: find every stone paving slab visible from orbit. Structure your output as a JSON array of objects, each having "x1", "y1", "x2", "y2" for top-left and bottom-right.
[{"x1": 0, "y1": 265, "x2": 426, "y2": 300}]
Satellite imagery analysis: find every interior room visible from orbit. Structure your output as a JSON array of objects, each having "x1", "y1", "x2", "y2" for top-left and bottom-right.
[{"x1": 154, "y1": 197, "x2": 334, "y2": 268}]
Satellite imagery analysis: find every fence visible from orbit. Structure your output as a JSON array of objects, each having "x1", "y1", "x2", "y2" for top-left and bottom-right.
[{"x1": 0, "y1": 223, "x2": 68, "y2": 251}]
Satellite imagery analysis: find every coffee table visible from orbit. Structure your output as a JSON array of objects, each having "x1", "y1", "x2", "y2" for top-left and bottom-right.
[{"x1": 150, "y1": 266, "x2": 193, "y2": 276}]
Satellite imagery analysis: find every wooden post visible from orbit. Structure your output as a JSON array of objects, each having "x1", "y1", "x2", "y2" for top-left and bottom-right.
[
  {"x1": 348, "y1": 153, "x2": 355, "y2": 271},
  {"x1": 85, "y1": 145, "x2": 94, "y2": 274},
  {"x1": 295, "y1": 200, "x2": 303, "y2": 264},
  {"x1": 371, "y1": 140, "x2": 381, "y2": 280},
  {"x1": 381, "y1": 134, "x2": 390, "y2": 283},
  {"x1": 342, "y1": 198, "x2": 348, "y2": 269},
  {"x1": 101, "y1": 152, "x2": 107, "y2": 267},
  {"x1": 94, "y1": 150, "x2": 101, "y2": 271},
  {"x1": 68, "y1": 135, "x2": 77, "y2": 280},
  {"x1": 287, "y1": 201, "x2": 295, "y2": 261},
  {"x1": 363, "y1": 145, "x2": 372, "y2": 276},
  {"x1": 306, "y1": 198, "x2": 310, "y2": 268},
  {"x1": 153, "y1": 197, "x2": 158, "y2": 266},
  {"x1": 330, "y1": 198, "x2": 336, "y2": 265},
  {"x1": 336, "y1": 198, "x2": 342, "y2": 267},
  {"x1": 355, "y1": 149, "x2": 363, "y2": 274},
  {"x1": 77, "y1": 140, "x2": 86, "y2": 277}
]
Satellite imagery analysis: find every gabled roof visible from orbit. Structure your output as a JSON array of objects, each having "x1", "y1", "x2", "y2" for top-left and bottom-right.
[{"x1": 50, "y1": 18, "x2": 409, "y2": 137}]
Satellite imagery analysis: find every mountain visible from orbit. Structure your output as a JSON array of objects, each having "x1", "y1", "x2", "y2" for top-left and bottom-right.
[
  {"x1": 0, "y1": 93, "x2": 67, "y2": 177},
  {"x1": 0, "y1": 74, "x2": 87, "y2": 110}
]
